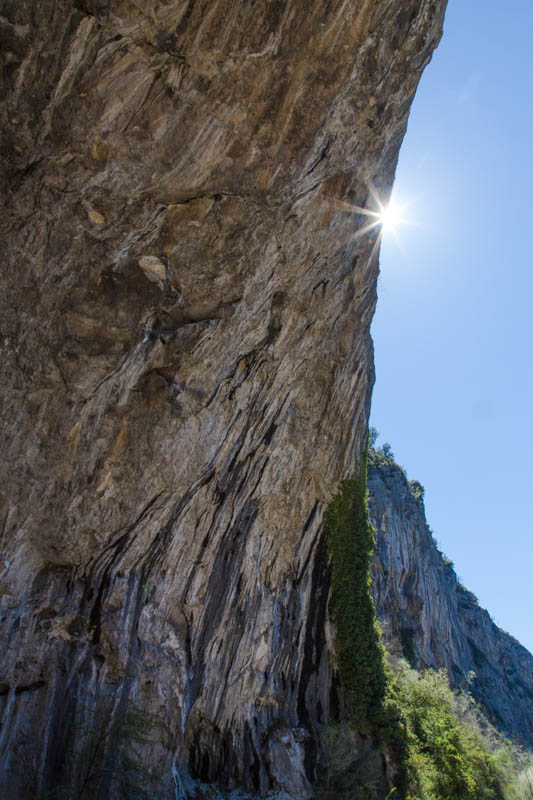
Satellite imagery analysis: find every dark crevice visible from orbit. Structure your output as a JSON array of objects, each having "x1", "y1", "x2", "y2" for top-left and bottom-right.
[
  {"x1": 297, "y1": 532, "x2": 330, "y2": 726},
  {"x1": 143, "y1": 470, "x2": 214, "y2": 575},
  {"x1": 303, "y1": 138, "x2": 333, "y2": 178},
  {"x1": 312, "y1": 278, "x2": 329, "y2": 297},
  {"x1": 188, "y1": 498, "x2": 259, "y2": 709},
  {"x1": 300, "y1": 499, "x2": 320, "y2": 543},
  {"x1": 86, "y1": 491, "x2": 164, "y2": 642},
  {"x1": 15, "y1": 680, "x2": 45, "y2": 694}
]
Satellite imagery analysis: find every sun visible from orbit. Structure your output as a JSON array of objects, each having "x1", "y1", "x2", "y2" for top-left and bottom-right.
[
  {"x1": 377, "y1": 199, "x2": 405, "y2": 232},
  {"x1": 339, "y1": 185, "x2": 412, "y2": 252}
]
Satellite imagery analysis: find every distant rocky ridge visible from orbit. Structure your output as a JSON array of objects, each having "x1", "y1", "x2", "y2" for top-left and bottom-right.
[{"x1": 368, "y1": 450, "x2": 533, "y2": 747}]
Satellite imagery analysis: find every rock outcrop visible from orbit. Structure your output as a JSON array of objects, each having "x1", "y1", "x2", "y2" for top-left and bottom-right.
[
  {"x1": 0, "y1": 1, "x2": 446, "y2": 797},
  {"x1": 369, "y1": 453, "x2": 533, "y2": 747}
]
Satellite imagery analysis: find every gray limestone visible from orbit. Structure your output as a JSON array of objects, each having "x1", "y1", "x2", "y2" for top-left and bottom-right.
[
  {"x1": 0, "y1": 1, "x2": 446, "y2": 797},
  {"x1": 369, "y1": 454, "x2": 533, "y2": 746}
]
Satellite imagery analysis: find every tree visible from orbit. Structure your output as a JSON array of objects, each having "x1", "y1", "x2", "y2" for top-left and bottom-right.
[
  {"x1": 408, "y1": 480, "x2": 425, "y2": 502},
  {"x1": 369, "y1": 427, "x2": 380, "y2": 447},
  {"x1": 380, "y1": 443, "x2": 394, "y2": 460}
]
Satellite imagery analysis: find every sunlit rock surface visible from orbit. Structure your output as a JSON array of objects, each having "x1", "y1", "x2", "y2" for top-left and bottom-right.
[
  {"x1": 0, "y1": 1, "x2": 446, "y2": 796},
  {"x1": 369, "y1": 456, "x2": 533, "y2": 746}
]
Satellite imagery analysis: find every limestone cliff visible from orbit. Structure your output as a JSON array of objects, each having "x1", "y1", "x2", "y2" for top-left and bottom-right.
[
  {"x1": 0, "y1": 1, "x2": 446, "y2": 797},
  {"x1": 369, "y1": 453, "x2": 533, "y2": 747}
]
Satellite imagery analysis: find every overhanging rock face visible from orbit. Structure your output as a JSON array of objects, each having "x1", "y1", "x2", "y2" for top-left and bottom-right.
[{"x1": 0, "y1": 2, "x2": 445, "y2": 797}]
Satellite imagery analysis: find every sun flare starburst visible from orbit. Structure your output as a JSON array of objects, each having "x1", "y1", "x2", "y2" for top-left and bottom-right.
[
  {"x1": 333, "y1": 182, "x2": 413, "y2": 265},
  {"x1": 377, "y1": 199, "x2": 405, "y2": 232}
]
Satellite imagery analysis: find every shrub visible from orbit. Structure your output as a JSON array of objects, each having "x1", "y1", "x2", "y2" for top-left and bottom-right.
[
  {"x1": 408, "y1": 480, "x2": 425, "y2": 502},
  {"x1": 388, "y1": 661, "x2": 515, "y2": 800},
  {"x1": 369, "y1": 427, "x2": 380, "y2": 447},
  {"x1": 379, "y1": 443, "x2": 395, "y2": 460}
]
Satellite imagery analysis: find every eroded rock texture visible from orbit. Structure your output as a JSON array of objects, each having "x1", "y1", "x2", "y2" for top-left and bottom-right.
[
  {"x1": 1, "y1": 2, "x2": 445, "y2": 797},
  {"x1": 369, "y1": 457, "x2": 533, "y2": 747}
]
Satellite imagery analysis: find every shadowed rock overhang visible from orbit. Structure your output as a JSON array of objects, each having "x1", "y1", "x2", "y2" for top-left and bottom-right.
[{"x1": 0, "y1": 1, "x2": 446, "y2": 797}]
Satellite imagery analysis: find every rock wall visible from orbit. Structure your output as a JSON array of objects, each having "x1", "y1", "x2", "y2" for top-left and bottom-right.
[
  {"x1": 369, "y1": 455, "x2": 533, "y2": 747},
  {"x1": 0, "y1": 2, "x2": 446, "y2": 797}
]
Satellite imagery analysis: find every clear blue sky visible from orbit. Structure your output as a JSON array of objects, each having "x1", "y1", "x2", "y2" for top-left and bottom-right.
[{"x1": 370, "y1": 0, "x2": 533, "y2": 654}]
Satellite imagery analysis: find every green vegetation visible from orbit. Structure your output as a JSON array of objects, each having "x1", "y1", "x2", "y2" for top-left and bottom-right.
[
  {"x1": 388, "y1": 661, "x2": 516, "y2": 800},
  {"x1": 367, "y1": 429, "x2": 418, "y2": 493},
  {"x1": 324, "y1": 454, "x2": 387, "y2": 728},
  {"x1": 369, "y1": 427, "x2": 380, "y2": 447},
  {"x1": 322, "y1": 452, "x2": 407, "y2": 798},
  {"x1": 408, "y1": 480, "x2": 425, "y2": 502},
  {"x1": 367, "y1": 438, "x2": 409, "y2": 485},
  {"x1": 316, "y1": 655, "x2": 530, "y2": 800},
  {"x1": 367, "y1": 442, "x2": 399, "y2": 470},
  {"x1": 321, "y1": 438, "x2": 531, "y2": 799}
]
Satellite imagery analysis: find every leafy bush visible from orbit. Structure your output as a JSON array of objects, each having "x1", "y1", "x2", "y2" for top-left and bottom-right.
[
  {"x1": 380, "y1": 443, "x2": 395, "y2": 460},
  {"x1": 387, "y1": 660, "x2": 516, "y2": 800},
  {"x1": 408, "y1": 480, "x2": 425, "y2": 502}
]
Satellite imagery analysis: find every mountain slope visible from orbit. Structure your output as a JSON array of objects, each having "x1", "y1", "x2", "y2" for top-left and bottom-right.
[{"x1": 368, "y1": 452, "x2": 533, "y2": 746}]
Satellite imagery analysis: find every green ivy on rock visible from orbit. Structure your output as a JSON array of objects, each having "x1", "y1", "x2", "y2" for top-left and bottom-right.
[{"x1": 324, "y1": 453, "x2": 387, "y2": 728}]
